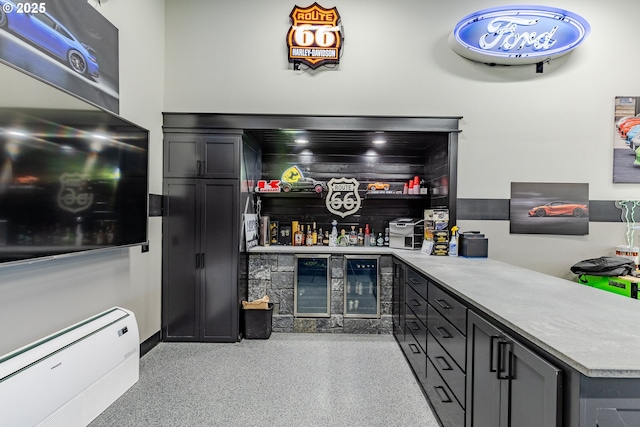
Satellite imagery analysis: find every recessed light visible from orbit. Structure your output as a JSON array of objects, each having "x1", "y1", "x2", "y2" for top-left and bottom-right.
[
  {"x1": 295, "y1": 139, "x2": 309, "y2": 144},
  {"x1": 372, "y1": 138, "x2": 386, "y2": 145}
]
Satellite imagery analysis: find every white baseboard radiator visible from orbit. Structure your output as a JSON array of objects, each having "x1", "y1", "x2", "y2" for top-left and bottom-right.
[{"x1": 0, "y1": 307, "x2": 140, "y2": 426}]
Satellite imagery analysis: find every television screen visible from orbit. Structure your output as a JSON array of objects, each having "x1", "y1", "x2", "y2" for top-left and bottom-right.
[{"x1": 0, "y1": 107, "x2": 148, "y2": 264}]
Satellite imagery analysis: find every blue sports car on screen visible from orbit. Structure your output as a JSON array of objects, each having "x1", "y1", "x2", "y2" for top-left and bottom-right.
[{"x1": 0, "y1": 0, "x2": 99, "y2": 79}]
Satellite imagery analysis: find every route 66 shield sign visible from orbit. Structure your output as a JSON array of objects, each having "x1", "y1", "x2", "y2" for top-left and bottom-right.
[
  {"x1": 286, "y1": 3, "x2": 343, "y2": 69},
  {"x1": 325, "y1": 177, "x2": 361, "y2": 218}
]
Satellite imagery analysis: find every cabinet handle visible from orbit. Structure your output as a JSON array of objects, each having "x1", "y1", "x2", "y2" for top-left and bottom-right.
[
  {"x1": 433, "y1": 386, "x2": 452, "y2": 403},
  {"x1": 196, "y1": 160, "x2": 202, "y2": 176},
  {"x1": 409, "y1": 277, "x2": 420, "y2": 285},
  {"x1": 435, "y1": 299, "x2": 452, "y2": 310},
  {"x1": 497, "y1": 341, "x2": 514, "y2": 380},
  {"x1": 410, "y1": 298, "x2": 421, "y2": 307},
  {"x1": 410, "y1": 321, "x2": 420, "y2": 331},
  {"x1": 435, "y1": 356, "x2": 453, "y2": 371},
  {"x1": 408, "y1": 343, "x2": 420, "y2": 354},
  {"x1": 200, "y1": 253, "x2": 205, "y2": 269},
  {"x1": 435, "y1": 326, "x2": 453, "y2": 339},
  {"x1": 195, "y1": 253, "x2": 200, "y2": 269},
  {"x1": 490, "y1": 336, "x2": 500, "y2": 373}
]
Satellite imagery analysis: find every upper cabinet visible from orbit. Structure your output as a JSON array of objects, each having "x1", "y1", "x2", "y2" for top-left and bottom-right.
[{"x1": 164, "y1": 133, "x2": 241, "y2": 178}]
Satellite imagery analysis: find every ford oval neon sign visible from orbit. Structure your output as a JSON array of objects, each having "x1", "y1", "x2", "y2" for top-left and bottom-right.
[{"x1": 449, "y1": 5, "x2": 590, "y2": 65}]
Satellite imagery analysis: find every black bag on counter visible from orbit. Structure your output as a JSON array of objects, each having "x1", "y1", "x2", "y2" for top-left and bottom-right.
[{"x1": 570, "y1": 256, "x2": 636, "y2": 279}]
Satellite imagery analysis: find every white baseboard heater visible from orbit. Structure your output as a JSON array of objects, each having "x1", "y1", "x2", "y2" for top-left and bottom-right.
[{"x1": 0, "y1": 307, "x2": 140, "y2": 426}]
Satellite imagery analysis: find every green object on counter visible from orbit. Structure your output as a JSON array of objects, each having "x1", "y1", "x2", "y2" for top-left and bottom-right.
[{"x1": 579, "y1": 275, "x2": 639, "y2": 299}]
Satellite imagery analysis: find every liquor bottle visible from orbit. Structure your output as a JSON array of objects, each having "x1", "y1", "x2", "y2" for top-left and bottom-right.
[
  {"x1": 323, "y1": 231, "x2": 330, "y2": 246},
  {"x1": 357, "y1": 227, "x2": 364, "y2": 246},
  {"x1": 294, "y1": 224, "x2": 303, "y2": 246},
  {"x1": 349, "y1": 225, "x2": 357, "y2": 246},
  {"x1": 369, "y1": 228, "x2": 376, "y2": 246},
  {"x1": 338, "y1": 229, "x2": 349, "y2": 247},
  {"x1": 312, "y1": 222, "x2": 318, "y2": 245},
  {"x1": 306, "y1": 225, "x2": 313, "y2": 246},
  {"x1": 364, "y1": 224, "x2": 370, "y2": 243},
  {"x1": 317, "y1": 228, "x2": 323, "y2": 245},
  {"x1": 384, "y1": 227, "x2": 390, "y2": 247},
  {"x1": 329, "y1": 220, "x2": 338, "y2": 247},
  {"x1": 376, "y1": 232, "x2": 384, "y2": 247}
]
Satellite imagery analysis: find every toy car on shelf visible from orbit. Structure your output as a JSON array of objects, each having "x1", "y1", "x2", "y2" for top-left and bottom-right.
[
  {"x1": 279, "y1": 177, "x2": 326, "y2": 193},
  {"x1": 367, "y1": 182, "x2": 391, "y2": 191}
]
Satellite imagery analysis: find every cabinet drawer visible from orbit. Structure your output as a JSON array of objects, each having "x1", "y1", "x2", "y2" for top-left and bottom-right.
[
  {"x1": 427, "y1": 304, "x2": 466, "y2": 370},
  {"x1": 425, "y1": 357, "x2": 465, "y2": 427},
  {"x1": 406, "y1": 285, "x2": 427, "y2": 325},
  {"x1": 406, "y1": 268, "x2": 428, "y2": 300},
  {"x1": 405, "y1": 309, "x2": 427, "y2": 353},
  {"x1": 427, "y1": 332, "x2": 465, "y2": 408},
  {"x1": 428, "y1": 283, "x2": 467, "y2": 335},
  {"x1": 401, "y1": 326, "x2": 426, "y2": 385}
]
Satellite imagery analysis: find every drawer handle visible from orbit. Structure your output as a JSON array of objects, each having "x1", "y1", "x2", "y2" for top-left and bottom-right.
[
  {"x1": 435, "y1": 326, "x2": 453, "y2": 339},
  {"x1": 435, "y1": 299, "x2": 452, "y2": 310},
  {"x1": 410, "y1": 321, "x2": 420, "y2": 331},
  {"x1": 435, "y1": 356, "x2": 453, "y2": 371},
  {"x1": 409, "y1": 277, "x2": 420, "y2": 285},
  {"x1": 434, "y1": 386, "x2": 452, "y2": 403},
  {"x1": 408, "y1": 343, "x2": 421, "y2": 354},
  {"x1": 410, "y1": 298, "x2": 421, "y2": 307}
]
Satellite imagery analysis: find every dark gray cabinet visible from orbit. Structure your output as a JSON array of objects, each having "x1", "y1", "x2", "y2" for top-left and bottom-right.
[
  {"x1": 164, "y1": 133, "x2": 241, "y2": 178},
  {"x1": 466, "y1": 310, "x2": 562, "y2": 427},
  {"x1": 162, "y1": 178, "x2": 239, "y2": 342}
]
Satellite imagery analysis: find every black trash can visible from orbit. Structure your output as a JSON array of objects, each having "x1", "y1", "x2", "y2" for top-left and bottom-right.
[{"x1": 243, "y1": 303, "x2": 273, "y2": 339}]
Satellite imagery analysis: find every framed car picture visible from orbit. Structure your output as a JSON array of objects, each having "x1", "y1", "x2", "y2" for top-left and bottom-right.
[
  {"x1": 613, "y1": 96, "x2": 640, "y2": 183},
  {"x1": 510, "y1": 183, "x2": 589, "y2": 235}
]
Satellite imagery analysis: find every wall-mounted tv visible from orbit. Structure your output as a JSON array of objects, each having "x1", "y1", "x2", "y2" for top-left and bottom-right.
[{"x1": 0, "y1": 107, "x2": 148, "y2": 264}]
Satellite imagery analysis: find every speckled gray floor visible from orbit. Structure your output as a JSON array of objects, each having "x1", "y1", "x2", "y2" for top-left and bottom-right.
[{"x1": 89, "y1": 333, "x2": 440, "y2": 427}]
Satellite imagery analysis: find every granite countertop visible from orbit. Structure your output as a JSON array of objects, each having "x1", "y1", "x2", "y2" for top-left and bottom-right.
[
  {"x1": 392, "y1": 251, "x2": 640, "y2": 378},
  {"x1": 249, "y1": 245, "x2": 640, "y2": 378}
]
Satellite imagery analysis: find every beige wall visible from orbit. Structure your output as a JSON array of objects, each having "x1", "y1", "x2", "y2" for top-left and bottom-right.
[{"x1": 163, "y1": 0, "x2": 640, "y2": 274}]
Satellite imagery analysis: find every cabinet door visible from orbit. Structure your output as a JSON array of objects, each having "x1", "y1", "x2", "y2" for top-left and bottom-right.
[
  {"x1": 503, "y1": 338, "x2": 562, "y2": 427},
  {"x1": 466, "y1": 311, "x2": 501, "y2": 427},
  {"x1": 162, "y1": 179, "x2": 201, "y2": 340},
  {"x1": 202, "y1": 135, "x2": 241, "y2": 178},
  {"x1": 164, "y1": 133, "x2": 200, "y2": 178},
  {"x1": 201, "y1": 180, "x2": 239, "y2": 342}
]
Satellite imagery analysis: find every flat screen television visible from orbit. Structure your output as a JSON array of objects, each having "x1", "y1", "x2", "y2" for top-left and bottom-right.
[{"x1": 0, "y1": 107, "x2": 148, "y2": 264}]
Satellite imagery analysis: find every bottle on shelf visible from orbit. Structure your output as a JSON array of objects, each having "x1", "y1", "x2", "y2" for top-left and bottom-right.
[
  {"x1": 323, "y1": 230, "x2": 330, "y2": 246},
  {"x1": 306, "y1": 224, "x2": 313, "y2": 246},
  {"x1": 357, "y1": 227, "x2": 364, "y2": 246},
  {"x1": 337, "y1": 229, "x2": 349, "y2": 247},
  {"x1": 291, "y1": 220, "x2": 299, "y2": 245},
  {"x1": 329, "y1": 220, "x2": 338, "y2": 247},
  {"x1": 376, "y1": 232, "x2": 384, "y2": 247},
  {"x1": 317, "y1": 227, "x2": 323, "y2": 245},
  {"x1": 312, "y1": 222, "x2": 318, "y2": 245},
  {"x1": 364, "y1": 224, "x2": 370, "y2": 242},
  {"x1": 369, "y1": 228, "x2": 377, "y2": 246},
  {"x1": 384, "y1": 227, "x2": 390, "y2": 247},
  {"x1": 294, "y1": 224, "x2": 303, "y2": 246},
  {"x1": 349, "y1": 225, "x2": 357, "y2": 246}
]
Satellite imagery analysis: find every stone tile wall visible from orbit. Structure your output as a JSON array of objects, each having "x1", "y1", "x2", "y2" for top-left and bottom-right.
[{"x1": 248, "y1": 253, "x2": 393, "y2": 334}]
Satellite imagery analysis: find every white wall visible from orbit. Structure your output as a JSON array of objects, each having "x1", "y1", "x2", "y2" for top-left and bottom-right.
[
  {"x1": 0, "y1": 0, "x2": 165, "y2": 355},
  {"x1": 164, "y1": 0, "x2": 640, "y2": 275}
]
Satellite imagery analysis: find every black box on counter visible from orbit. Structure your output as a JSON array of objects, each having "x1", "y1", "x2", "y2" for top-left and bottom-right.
[
  {"x1": 432, "y1": 230, "x2": 450, "y2": 243},
  {"x1": 459, "y1": 232, "x2": 488, "y2": 257}
]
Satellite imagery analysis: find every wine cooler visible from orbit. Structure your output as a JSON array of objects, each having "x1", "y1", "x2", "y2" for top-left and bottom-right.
[{"x1": 344, "y1": 255, "x2": 380, "y2": 318}]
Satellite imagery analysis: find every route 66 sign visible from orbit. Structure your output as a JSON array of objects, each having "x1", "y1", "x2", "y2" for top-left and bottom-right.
[
  {"x1": 286, "y1": 3, "x2": 343, "y2": 69},
  {"x1": 326, "y1": 177, "x2": 361, "y2": 218},
  {"x1": 58, "y1": 173, "x2": 94, "y2": 213}
]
